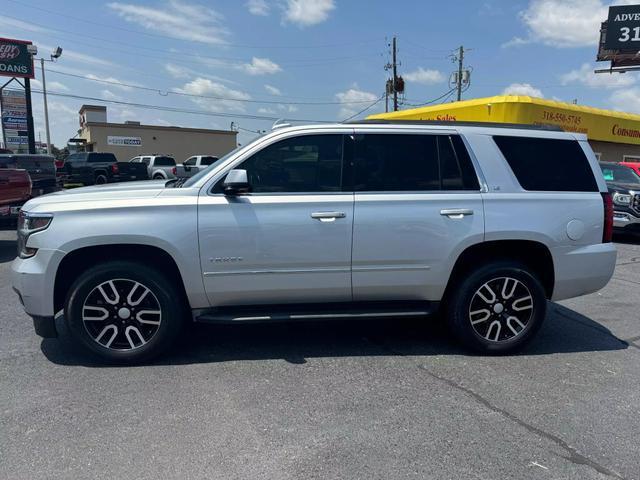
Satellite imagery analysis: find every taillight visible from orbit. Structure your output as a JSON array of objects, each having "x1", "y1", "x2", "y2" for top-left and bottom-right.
[
  {"x1": 55, "y1": 160, "x2": 64, "y2": 169},
  {"x1": 602, "y1": 192, "x2": 613, "y2": 243},
  {"x1": 111, "y1": 164, "x2": 119, "y2": 174},
  {"x1": 172, "y1": 166, "x2": 177, "y2": 176}
]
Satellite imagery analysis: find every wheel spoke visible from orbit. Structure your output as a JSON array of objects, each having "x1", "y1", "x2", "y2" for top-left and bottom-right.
[
  {"x1": 506, "y1": 316, "x2": 526, "y2": 336},
  {"x1": 127, "y1": 282, "x2": 150, "y2": 306},
  {"x1": 95, "y1": 325, "x2": 118, "y2": 348},
  {"x1": 476, "y1": 283, "x2": 497, "y2": 304},
  {"x1": 83, "y1": 305, "x2": 109, "y2": 321},
  {"x1": 512, "y1": 295, "x2": 533, "y2": 311},
  {"x1": 470, "y1": 308, "x2": 491, "y2": 325},
  {"x1": 125, "y1": 326, "x2": 146, "y2": 348},
  {"x1": 136, "y1": 309, "x2": 161, "y2": 325},
  {"x1": 501, "y1": 278, "x2": 518, "y2": 300},
  {"x1": 97, "y1": 280, "x2": 119, "y2": 305},
  {"x1": 485, "y1": 320, "x2": 501, "y2": 341}
]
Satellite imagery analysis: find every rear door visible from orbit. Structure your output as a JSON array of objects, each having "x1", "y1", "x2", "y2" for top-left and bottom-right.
[{"x1": 351, "y1": 131, "x2": 485, "y2": 301}]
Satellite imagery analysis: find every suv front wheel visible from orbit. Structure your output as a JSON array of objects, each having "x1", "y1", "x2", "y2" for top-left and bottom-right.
[
  {"x1": 64, "y1": 261, "x2": 184, "y2": 364},
  {"x1": 446, "y1": 261, "x2": 547, "y2": 354}
]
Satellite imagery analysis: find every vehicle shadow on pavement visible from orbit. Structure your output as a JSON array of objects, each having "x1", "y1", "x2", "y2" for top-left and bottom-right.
[{"x1": 41, "y1": 302, "x2": 629, "y2": 368}]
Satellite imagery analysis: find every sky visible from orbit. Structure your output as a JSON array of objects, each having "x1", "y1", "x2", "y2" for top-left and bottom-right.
[{"x1": 0, "y1": 0, "x2": 639, "y2": 149}]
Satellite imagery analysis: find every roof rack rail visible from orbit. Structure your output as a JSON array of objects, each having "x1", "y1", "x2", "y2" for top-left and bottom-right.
[{"x1": 346, "y1": 119, "x2": 563, "y2": 131}]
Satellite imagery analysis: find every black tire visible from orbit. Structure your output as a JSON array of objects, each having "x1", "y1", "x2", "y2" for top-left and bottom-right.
[
  {"x1": 64, "y1": 261, "x2": 185, "y2": 364},
  {"x1": 446, "y1": 261, "x2": 547, "y2": 354},
  {"x1": 153, "y1": 173, "x2": 164, "y2": 180},
  {"x1": 94, "y1": 173, "x2": 107, "y2": 185}
]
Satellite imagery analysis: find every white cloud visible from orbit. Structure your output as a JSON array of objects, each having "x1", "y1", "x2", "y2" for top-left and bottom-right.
[
  {"x1": 107, "y1": 0, "x2": 228, "y2": 45},
  {"x1": 247, "y1": 0, "x2": 269, "y2": 16},
  {"x1": 282, "y1": 0, "x2": 335, "y2": 27},
  {"x1": 0, "y1": 16, "x2": 52, "y2": 33},
  {"x1": 175, "y1": 77, "x2": 251, "y2": 112},
  {"x1": 101, "y1": 89, "x2": 123, "y2": 101},
  {"x1": 85, "y1": 74, "x2": 136, "y2": 91},
  {"x1": 335, "y1": 86, "x2": 378, "y2": 119},
  {"x1": 561, "y1": 63, "x2": 637, "y2": 89},
  {"x1": 265, "y1": 84, "x2": 282, "y2": 96},
  {"x1": 164, "y1": 63, "x2": 190, "y2": 79},
  {"x1": 610, "y1": 88, "x2": 640, "y2": 113},
  {"x1": 258, "y1": 107, "x2": 276, "y2": 114},
  {"x1": 509, "y1": 0, "x2": 637, "y2": 48},
  {"x1": 502, "y1": 83, "x2": 544, "y2": 97},
  {"x1": 31, "y1": 79, "x2": 69, "y2": 92},
  {"x1": 404, "y1": 67, "x2": 445, "y2": 85},
  {"x1": 241, "y1": 57, "x2": 281, "y2": 75}
]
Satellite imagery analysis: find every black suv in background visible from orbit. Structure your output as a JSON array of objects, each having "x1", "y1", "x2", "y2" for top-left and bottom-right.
[
  {"x1": 62, "y1": 152, "x2": 149, "y2": 185},
  {"x1": 0, "y1": 154, "x2": 59, "y2": 196},
  {"x1": 600, "y1": 162, "x2": 640, "y2": 232}
]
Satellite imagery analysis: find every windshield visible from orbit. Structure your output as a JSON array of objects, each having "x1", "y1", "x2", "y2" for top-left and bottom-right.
[
  {"x1": 600, "y1": 164, "x2": 640, "y2": 184},
  {"x1": 181, "y1": 144, "x2": 249, "y2": 188}
]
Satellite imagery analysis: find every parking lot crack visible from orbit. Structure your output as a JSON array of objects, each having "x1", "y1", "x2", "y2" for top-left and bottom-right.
[{"x1": 363, "y1": 336, "x2": 627, "y2": 480}]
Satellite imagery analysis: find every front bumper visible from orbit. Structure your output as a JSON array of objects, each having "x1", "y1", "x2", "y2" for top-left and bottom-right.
[
  {"x1": 613, "y1": 210, "x2": 640, "y2": 229},
  {"x1": 11, "y1": 248, "x2": 65, "y2": 319}
]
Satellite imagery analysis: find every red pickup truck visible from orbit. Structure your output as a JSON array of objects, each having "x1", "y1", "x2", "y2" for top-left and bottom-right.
[
  {"x1": 619, "y1": 160, "x2": 640, "y2": 177},
  {"x1": 0, "y1": 168, "x2": 31, "y2": 219}
]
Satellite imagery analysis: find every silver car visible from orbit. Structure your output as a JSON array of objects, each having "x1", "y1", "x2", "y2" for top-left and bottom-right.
[
  {"x1": 12, "y1": 122, "x2": 616, "y2": 364},
  {"x1": 129, "y1": 155, "x2": 177, "y2": 180}
]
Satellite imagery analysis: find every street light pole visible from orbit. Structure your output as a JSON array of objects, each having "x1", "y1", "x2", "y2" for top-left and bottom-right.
[{"x1": 40, "y1": 57, "x2": 51, "y2": 155}]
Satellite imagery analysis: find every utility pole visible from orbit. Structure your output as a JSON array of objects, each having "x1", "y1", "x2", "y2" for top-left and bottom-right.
[
  {"x1": 456, "y1": 45, "x2": 464, "y2": 101},
  {"x1": 40, "y1": 58, "x2": 51, "y2": 154},
  {"x1": 392, "y1": 36, "x2": 398, "y2": 111},
  {"x1": 24, "y1": 78, "x2": 36, "y2": 155}
]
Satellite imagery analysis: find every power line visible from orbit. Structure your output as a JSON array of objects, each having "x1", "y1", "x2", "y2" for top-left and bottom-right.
[
  {"x1": 46, "y1": 69, "x2": 381, "y2": 105},
  {"x1": 401, "y1": 88, "x2": 458, "y2": 107},
  {"x1": 5, "y1": 1, "x2": 379, "y2": 50},
  {"x1": 341, "y1": 94, "x2": 385, "y2": 122},
  {"x1": 10, "y1": 87, "x2": 335, "y2": 123}
]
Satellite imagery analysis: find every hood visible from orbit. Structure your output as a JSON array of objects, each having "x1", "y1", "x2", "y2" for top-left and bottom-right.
[
  {"x1": 23, "y1": 180, "x2": 170, "y2": 212},
  {"x1": 607, "y1": 181, "x2": 640, "y2": 192}
]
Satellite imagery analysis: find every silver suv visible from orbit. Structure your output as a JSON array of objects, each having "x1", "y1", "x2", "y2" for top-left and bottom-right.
[
  {"x1": 129, "y1": 154, "x2": 177, "y2": 180},
  {"x1": 12, "y1": 121, "x2": 617, "y2": 363}
]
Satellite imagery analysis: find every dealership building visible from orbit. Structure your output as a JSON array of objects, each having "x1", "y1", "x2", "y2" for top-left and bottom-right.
[
  {"x1": 369, "y1": 95, "x2": 640, "y2": 163},
  {"x1": 74, "y1": 105, "x2": 238, "y2": 162}
]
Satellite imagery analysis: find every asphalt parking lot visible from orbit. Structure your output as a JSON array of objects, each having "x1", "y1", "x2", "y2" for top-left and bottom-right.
[{"x1": 0, "y1": 229, "x2": 639, "y2": 480}]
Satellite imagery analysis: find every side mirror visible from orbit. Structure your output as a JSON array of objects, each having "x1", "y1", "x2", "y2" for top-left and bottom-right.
[{"x1": 223, "y1": 169, "x2": 250, "y2": 195}]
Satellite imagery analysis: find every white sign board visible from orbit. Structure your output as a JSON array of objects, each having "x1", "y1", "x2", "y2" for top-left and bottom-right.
[{"x1": 107, "y1": 135, "x2": 142, "y2": 146}]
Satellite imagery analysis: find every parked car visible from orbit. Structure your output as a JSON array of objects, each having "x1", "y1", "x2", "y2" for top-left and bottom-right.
[
  {"x1": 62, "y1": 152, "x2": 149, "y2": 185},
  {"x1": 600, "y1": 162, "x2": 640, "y2": 232},
  {"x1": 0, "y1": 168, "x2": 31, "y2": 219},
  {"x1": 619, "y1": 160, "x2": 640, "y2": 177},
  {"x1": 0, "y1": 154, "x2": 59, "y2": 196},
  {"x1": 174, "y1": 155, "x2": 219, "y2": 178},
  {"x1": 129, "y1": 155, "x2": 177, "y2": 180},
  {"x1": 12, "y1": 121, "x2": 616, "y2": 364}
]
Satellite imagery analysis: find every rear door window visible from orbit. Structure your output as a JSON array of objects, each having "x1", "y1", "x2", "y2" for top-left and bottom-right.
[
  {"x1": 493, "y1": 136, "x2": 598, "y2": 192},
  {"x1": 155, "y1": 156, "x2": 176, "y2": 167},
  {"x1": 201, "y1": 156, "x2": 218, "y2": 166},
  {"x1": 353, "y1": 134, "x2": 479, "y2": 192},
  {"x1": 88, "y1": 153, "x2": 117, "y2": 163}
]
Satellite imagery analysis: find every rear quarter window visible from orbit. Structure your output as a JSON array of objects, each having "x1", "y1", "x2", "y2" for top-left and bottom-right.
[
  {"x1": 154, "y1": 157, "x2": 175, "y2": 166},
  {"x1": 493, "y1": 136, "x2": 598, "y2": 192}
]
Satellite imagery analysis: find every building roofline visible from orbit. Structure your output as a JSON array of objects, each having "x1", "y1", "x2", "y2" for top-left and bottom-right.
[
  {"x1": 368, "y1": 95, "x2": 640, "y2": 122},
  {"x1": 79, "y1": 104, "x2": 107, "y2": 113},
  {"x1": 82, "y1": 121, "x2": 237, "y2": 135}
]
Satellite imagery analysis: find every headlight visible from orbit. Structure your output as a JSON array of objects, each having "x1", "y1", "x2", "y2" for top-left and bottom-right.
[
  {"x1": 613, "y1": 192, "x2": 632, "y2": 206},
  {"x1": 17, "y1": 212, "x2": 53, "y2": 259}
]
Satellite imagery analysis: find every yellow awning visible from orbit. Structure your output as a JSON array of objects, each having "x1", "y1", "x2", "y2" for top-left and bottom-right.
[{"x1": 368, "y1": 95, "x2": 640, "y2": 145}]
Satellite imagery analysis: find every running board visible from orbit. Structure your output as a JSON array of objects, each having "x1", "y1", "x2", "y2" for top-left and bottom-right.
[{"x1": 195, "y1": 301, "x2": 438, "y2": 324}]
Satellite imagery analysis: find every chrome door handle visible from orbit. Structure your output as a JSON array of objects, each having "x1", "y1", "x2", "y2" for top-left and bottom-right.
[
  {"x1": 440, "y1": 208, "x2": 474, "y2": 219},
  {"x1": 311, "y1": 211, "x2": 346, "y2": 222}
]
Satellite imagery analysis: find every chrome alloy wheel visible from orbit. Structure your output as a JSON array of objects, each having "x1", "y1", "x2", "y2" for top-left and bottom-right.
[
  {"x1": 82, "y1": 279, "x2": 162, "y2": 350},
  {"x1": 468, "y1": 277, "x2": 534, "y2": 343}
]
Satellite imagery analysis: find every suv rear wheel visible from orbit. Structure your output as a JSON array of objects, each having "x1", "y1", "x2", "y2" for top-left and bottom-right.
[
  {"x1": 64, "y1": 261, "x2": 184, "y2": 364},
  {"x1": 446, "y1": 261, "x2": 547, "y2": 354}
]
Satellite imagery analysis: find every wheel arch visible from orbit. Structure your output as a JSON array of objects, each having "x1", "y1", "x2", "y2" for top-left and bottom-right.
[
  {"x1": 54, "y1": 244, "x2": 189, "y2": 313},
  {"x1": 443, "y1": 240, "x2": 555, "y2": 301}
]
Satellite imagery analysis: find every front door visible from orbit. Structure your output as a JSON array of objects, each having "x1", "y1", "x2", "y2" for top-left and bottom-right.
[{"x1": 198, "y1": 134, "x2": 354, "y2": 306}]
